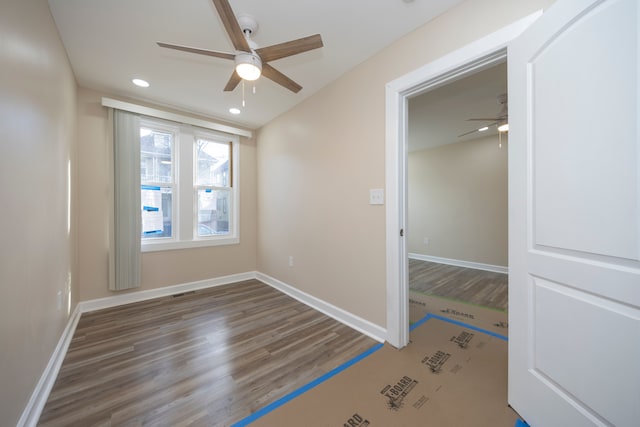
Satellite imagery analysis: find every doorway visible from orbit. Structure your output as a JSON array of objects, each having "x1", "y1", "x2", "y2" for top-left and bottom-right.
[
  {"x1": 383, "y1": 12, "x2": 542, "y2": 349},
  {"x1": 406, "y1": 62, "x2": 508, "y2": 323}
]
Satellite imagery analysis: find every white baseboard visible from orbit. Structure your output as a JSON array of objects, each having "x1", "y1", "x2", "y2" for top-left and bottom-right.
[
  {"x1": 79, "y1": 271, "x2": 257, "y2": 313},
  {"x1": 408, "y1": 253, "x2": 508, "y2": 274},
  {"x1": 256, "y1": 272, "x2": 386, "y2": 343},
  {"x1": 17, "y1": 305, "x2": 82, "y2": 427},
  {"x1": 18, "y1": 271, "x2": 256, "y2": 426},
  {"x1": 20, "y1": 270, "x2": 386, "y2": 425}
]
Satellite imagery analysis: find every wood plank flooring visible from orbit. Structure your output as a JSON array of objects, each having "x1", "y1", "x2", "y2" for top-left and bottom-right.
[
  {"x1": 409, "y1": 259, "x2": 508, "y2": 311},
  {"x1": 38, "y1": 280, "x2": 377, "y2": 427}
]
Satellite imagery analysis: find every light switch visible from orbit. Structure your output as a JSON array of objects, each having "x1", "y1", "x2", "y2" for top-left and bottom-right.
[{"x1": 369, "y1": 189, "x2": 384, "y2": 205}]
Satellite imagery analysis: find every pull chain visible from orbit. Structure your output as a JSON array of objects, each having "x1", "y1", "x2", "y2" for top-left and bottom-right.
[
  {"x1": 498, "y1": 130, "x2": 508, "y2": 149},
  {"x1": 242, "y1": 80, "x2": 246, "y2": 107}
]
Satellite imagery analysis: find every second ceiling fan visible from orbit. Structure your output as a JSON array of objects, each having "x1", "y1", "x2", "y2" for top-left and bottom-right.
[
  {"x1": 157, "y1": 0, "x2": 323, "y2": 93},
  {"x1": 458, "y1": 94, "x2": 509, "y2": 137}
]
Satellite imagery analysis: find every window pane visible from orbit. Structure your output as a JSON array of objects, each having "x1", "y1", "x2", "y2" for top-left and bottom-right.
[
  {"x1": 140, "y1": 128, "x2": 172, "y2": 184},
  {"x1": 141, "y1": 186, "x2": 173, "y2": 239},
  {"x1": 196, "y1": 139, "x2": 230, "y2": 187},
  {"x1": 197, "y1": 188, "x2": 230, "y2": 236}
]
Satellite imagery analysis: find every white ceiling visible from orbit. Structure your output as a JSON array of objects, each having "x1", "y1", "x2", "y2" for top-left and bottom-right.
[
  {"x1": 48, "y1": 0, "x2": 466, "y2": 129},
  {"x1": 408, "y1": 61, "x2": 508, "y2": 152}
]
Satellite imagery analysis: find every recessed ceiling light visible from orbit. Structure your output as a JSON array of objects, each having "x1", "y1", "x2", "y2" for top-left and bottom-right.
[
  {"x1": 229, "y1": 108, "x2": 241, "y2": 115},
  {"x1": 478, "y1": 126, "x2": 489, "y2": 132},
  {"x1": 132, "y1": 78, "x2": 150, "y2": 88}
]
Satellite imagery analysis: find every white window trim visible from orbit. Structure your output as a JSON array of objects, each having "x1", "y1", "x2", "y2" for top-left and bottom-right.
[
  {"x1": 101, "y1": 98, "x2": 246, "y2": 252},
  {"x1": 133, "y1": 117, "x2": 240, "y2": 253},
  {"x1": 102, "y1": 97, "x2": 242, "y2": 252}
]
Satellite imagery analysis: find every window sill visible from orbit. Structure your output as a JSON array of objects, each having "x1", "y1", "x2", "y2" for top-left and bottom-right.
[{"x1": 141, "y1": 237, "x2": 239, "y2": 252}]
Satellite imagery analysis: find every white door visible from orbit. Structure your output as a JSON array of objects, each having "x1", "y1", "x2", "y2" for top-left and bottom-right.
[{"x1": 508, "y1": 0, "x2": 640, "y2": 426}]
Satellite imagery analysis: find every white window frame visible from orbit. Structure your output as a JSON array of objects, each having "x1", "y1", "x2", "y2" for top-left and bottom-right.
[
  {"x1": 140, "y1": 118, "x2": 240, "y2": 252},
  {"x1": 192, "y1": 130, "x2": 234, "y2": 240},
  {"x1": 140, "y1": 118, "x2": 178, "y2": 242},
  {"x1": 102, "y1": 97, "x2": 249, "y2": 252}
]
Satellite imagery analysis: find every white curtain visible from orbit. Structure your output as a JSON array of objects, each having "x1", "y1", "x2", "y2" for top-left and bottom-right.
[{"x1": 110, "y1": 109, "x2": 141, "y2": 290}]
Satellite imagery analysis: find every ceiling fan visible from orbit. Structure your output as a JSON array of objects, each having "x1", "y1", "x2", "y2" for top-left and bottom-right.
[
  {"x1": 157, "y1": 0, "x2": 323, "y2": 94},
  {"x1": 458, "y1": 93, "x2": 509, "y2": 137}
]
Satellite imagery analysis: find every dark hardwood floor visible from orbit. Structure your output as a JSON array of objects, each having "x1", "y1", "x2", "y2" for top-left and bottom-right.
[
  {"x1": 409, "y1": 259, "x2": 508, "y2": 311},
  {"x1": 38, "y1": 280, "x2": 377, "y2": 426}
]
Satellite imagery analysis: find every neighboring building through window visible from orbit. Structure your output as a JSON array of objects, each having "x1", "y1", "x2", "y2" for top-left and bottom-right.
[
  {"x1": 140, "y1": 126, "x2": 174, "y2": 239},
  {"x1": 195, "y1": 138, "x2": 231, "y2": 237}
]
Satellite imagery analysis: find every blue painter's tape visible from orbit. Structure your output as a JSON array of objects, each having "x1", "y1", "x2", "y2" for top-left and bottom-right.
[
  {"x1": 410, "y1": 313, "x2": 434, "y2": 331},
  {"x1": 143, "y1": 230, "x2": 162, "y2": 235},
  {"x1": 142, "y1": 206, "x2": 159, "y2": 211},
  {"x1": 410, "y1": 313, "x2": 508, "y2": 341},
  {"x1": 515, "y1": 419, "x2": 530, "y2": 427},
  {"x1": 231, "y1": 312, "x2": 507, "y2": 426},
  {"x1": 231, "y1": 342, "x2": 384, "y2": 427},
  {"x1": 205, "y1": 188, "x2": 212, "y2": 193},
  {"x1": 428, "y1": 313, "x2": 508, "y2": 341},
  {"x1": 141, "y1": 185, "x2": 161, "y2": 191}
]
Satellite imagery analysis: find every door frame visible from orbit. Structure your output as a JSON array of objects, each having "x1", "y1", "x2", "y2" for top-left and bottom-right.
[{"x1": 384, "y1": 11, "x2": 543, "y2": 348}]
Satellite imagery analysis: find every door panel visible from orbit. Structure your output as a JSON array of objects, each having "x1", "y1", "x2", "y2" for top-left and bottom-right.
[
  {"x1": 531, "y1": 0, "x2": 638, "y2": 260},
  {"x1": 508, "y1": 0, "x2": 640, "y2": 425},
  {"x1": 533, "y1": 277, "x2": 640, "y2": 427}
]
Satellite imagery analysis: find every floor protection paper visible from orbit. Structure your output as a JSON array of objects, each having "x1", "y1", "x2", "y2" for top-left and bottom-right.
[
  {"x1": 409, "y1": 291, "x2": 509, "y2": 336},
  {"x1": 243, "y1": 315, "x2": 517, "y2": 426}
]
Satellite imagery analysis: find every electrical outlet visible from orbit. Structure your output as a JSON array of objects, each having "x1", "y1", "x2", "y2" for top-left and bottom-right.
[
  {"x1": 288, "y1": 256, "x2": 294, "y2": 267},
  {"x1": 369, "y1": 189, "x2": 384, "y2": 205},
  {"x1": 423, "y1": 237, "x2": 430, "y2": 245}
]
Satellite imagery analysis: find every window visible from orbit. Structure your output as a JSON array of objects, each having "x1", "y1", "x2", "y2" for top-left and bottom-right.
[
  {"x1": 140, "y1": 118, "x2": 239, "y2": 251},
  {"x1": 140, "y1": 125, "x2": 174, "y2": 239},
  {"x1": 195, "y1": 138, "x2": 232, "y2": 237}
]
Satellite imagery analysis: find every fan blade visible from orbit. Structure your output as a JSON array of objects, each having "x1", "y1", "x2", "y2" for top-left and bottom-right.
[
  {"x1": 157, "y1": 42, "x2": 235, "y2": 60},
  {"x1": 255, "y1": 34, "x2": 324, "y2": 62},
  {"x1": 223, "y1": 71, "x2": 242, "y2": 92},
  {"x1": 458, "y1": 128, "x2": 481, "y2": 137},
  {"x1": 212, "y1": 0, "x2": 251, "y2": 52},
  {"x1": 466, "y1": 118, "x2": 502, "y2": 121},
  {"x1": 458, "y1": 121, "x2": 499, "y2": 137},
  {"x1": 261, "y1": 63, "x2": 302, "y2": 93}
]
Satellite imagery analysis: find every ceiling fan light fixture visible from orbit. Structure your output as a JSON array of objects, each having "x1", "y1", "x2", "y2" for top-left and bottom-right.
[
  {"x1": 235, "y1": 52, "x2": 262, "y2": 81},
  {"x1": 497, "y1": 123, "x2": 509, "y2": 132}
]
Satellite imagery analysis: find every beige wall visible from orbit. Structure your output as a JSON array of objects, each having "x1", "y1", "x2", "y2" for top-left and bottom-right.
[
  {"x1": 0, "y1": 0, "x2": 555, "y2": 421},
  {"x1": 257, "y1": 0, "x2": 553, "y2": 329},
  {"x1": 408, "y1": 136, "x2": 508, "y2": 266},
  {"x1": 76, "y1": 88, "x2": 258, "y2": 301},
  {"x1": 0, "y1": 0, "x2": 78, "y2": 424}
]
